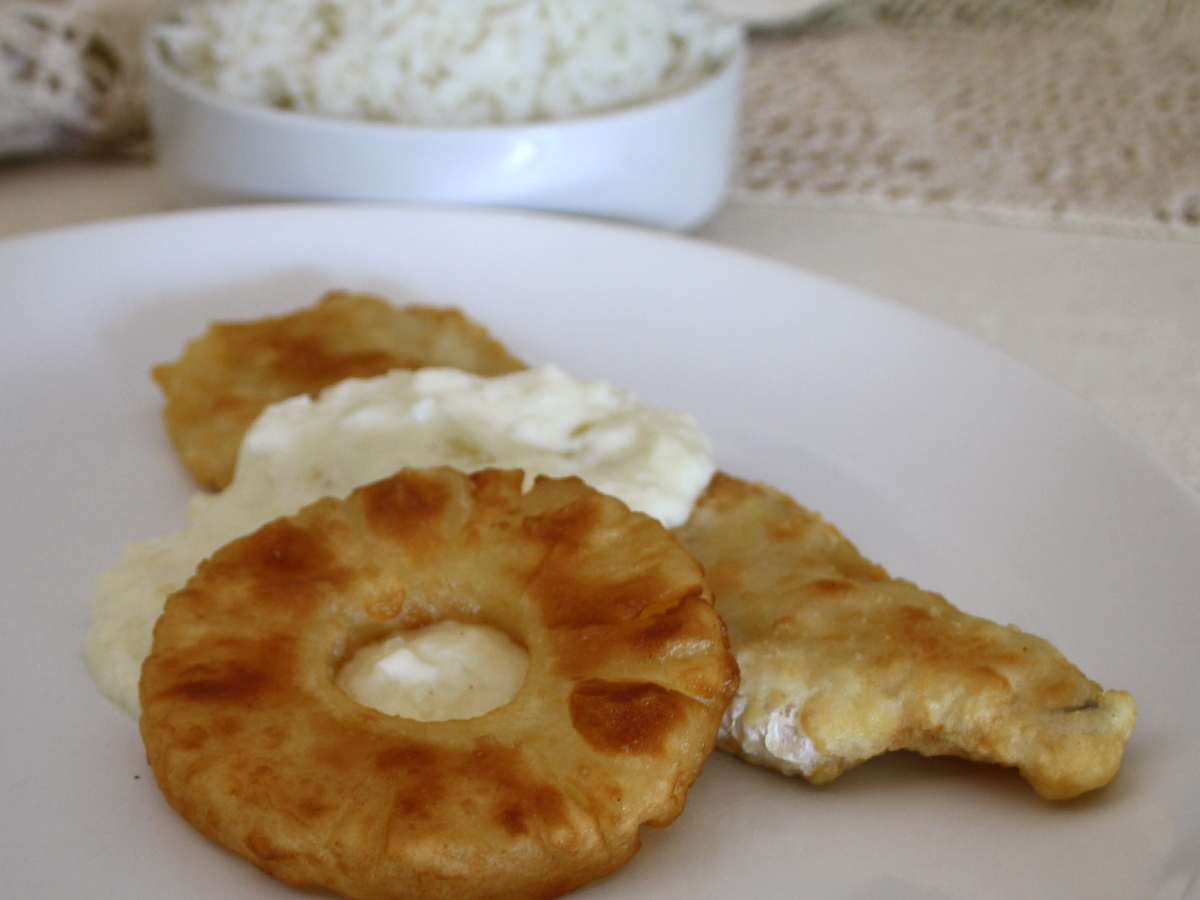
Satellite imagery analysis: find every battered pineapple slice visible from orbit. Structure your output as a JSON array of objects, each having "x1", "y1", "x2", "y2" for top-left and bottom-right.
[{"x1": 153, "y1": 291, "x2": 526, "y2": 490}]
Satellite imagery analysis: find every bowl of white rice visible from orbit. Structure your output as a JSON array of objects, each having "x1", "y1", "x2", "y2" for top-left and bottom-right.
[{"x1": 143, "y1": 0, "x2": 744, "y2": 230}]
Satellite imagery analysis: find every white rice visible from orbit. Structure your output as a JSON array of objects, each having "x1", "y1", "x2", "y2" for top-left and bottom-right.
[{"x1": 152, "y1": 0, "x2": 740, "y2": 126}]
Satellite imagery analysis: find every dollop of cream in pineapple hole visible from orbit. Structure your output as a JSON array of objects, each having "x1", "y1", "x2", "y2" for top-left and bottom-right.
[{"x1": 336, "y1": 620, "x2": 529, "y2": 721}]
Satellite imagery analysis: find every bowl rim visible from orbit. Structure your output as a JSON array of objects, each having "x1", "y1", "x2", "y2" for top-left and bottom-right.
[{"x1": 141, "y1": 9, "x2": 746, "y2": 137}]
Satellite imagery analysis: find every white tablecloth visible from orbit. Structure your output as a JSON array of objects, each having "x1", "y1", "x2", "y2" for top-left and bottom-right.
[{"x1": 3, "y1": 155, "x2": 1198, "y2": 493}]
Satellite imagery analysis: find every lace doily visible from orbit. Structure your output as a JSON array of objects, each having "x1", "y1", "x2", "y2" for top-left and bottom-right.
[
  {"x1": 734, "y1": 0, "x2": 1200, "y2": 237},
  {"x1": 0, "y1": 0, "x2": 151, "y2": 155}
]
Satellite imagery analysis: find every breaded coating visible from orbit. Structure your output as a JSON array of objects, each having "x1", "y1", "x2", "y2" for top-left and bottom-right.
[
  {"x1": 673, "y1": 473, "x2": 1136, "y2": 800},
  {"x1": 140, "y1": 467, "x2": 738, "y2": 900},
  {"x1": 152, "y1": 292, "x2": 527, "y2": 490}
]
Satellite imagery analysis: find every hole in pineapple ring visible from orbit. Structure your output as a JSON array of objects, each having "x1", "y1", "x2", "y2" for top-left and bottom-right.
[{"x1": 335, "y1": 620, "x2": 529, "y2": 721}]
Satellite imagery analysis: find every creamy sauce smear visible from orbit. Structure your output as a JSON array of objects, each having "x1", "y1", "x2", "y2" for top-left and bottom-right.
[
  {"x1": 337, "y1": 622, "x2": 529, "y2": 720},
  {"x1": 85, "y1": 364, "x2": 715, "y2": 717}
]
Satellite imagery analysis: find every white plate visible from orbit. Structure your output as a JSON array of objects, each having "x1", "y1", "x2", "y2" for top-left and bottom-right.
[{"x1": 1, "y1": 205, "x2": 1197, "y2": 900}]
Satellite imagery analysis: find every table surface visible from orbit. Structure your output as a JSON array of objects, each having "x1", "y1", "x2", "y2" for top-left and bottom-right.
[{"x1": 3, "y1": 155, "x2": 1198, "y2": 495}]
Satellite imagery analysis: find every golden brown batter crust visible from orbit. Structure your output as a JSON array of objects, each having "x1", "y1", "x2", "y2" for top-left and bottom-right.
[
  {"x1": 673, "y1": 473, "x2": 1136, "y2": 800},
  {"x1": 152, "y1": 292, "x2": 526, "y2": 490},
  {"x1": 140, "y1": 468, "x2": 738, "y2": 900}
]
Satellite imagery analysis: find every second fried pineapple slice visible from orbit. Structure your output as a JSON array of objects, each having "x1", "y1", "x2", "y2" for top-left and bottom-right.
[{"x1": 153, "y1": 291, "x2": 527, "y2": 490}]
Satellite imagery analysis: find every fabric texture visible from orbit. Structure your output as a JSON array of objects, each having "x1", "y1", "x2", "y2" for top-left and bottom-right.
[
  {"x1": 734, "y1": 0, "x2": 1200, "y2": 237},
  {"x1": 0, "y1": 0, "x2": 155, "y2": 155}
]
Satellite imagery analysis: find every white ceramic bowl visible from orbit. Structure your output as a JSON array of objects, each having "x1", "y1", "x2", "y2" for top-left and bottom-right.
[{"x1": 143, "y1": 23, "x2": 745, "y2": 231}]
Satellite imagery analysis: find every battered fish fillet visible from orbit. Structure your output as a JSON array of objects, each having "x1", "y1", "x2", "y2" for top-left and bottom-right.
[
  {"x1": 152, "y1": 291, "x2": 527, "y2": 490},
  {"x1": 672, "y1": 473, "x2": 1137, "y2": 800}
]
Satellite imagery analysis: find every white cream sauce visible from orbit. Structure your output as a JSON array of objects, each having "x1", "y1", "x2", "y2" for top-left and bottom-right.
[
  {"x1": 84, "y1": 364, "x2": 714, "y2": 717},
  {"x1": 336, "y1": 621, "x2": 529, "y2": 721}
]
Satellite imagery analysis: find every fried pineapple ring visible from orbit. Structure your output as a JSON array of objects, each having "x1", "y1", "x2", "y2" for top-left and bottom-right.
[
  {"x1": 673, "y1": 473, "x2": 1136, "y2": 800},
  {"x1": 140, "y1": 467, "x2": 738, "y2": 900},
  {"x1": 152, "y1": 292, "x2": 526, "y2": 490}
]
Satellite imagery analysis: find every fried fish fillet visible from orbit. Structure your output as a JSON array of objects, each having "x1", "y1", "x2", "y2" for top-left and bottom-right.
[
  {"x1": 152, "y1": 291, "x2": 527, "y2": 490},
  {"x1": 673, "y1": 473, "x2": 1137, "y2": 799}
]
